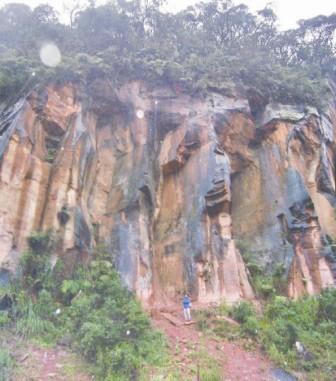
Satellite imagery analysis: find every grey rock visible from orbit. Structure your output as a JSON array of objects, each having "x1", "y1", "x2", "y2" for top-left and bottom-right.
[
  {"x1": 261, "y1": 103, "x2": 306, "y2": 126},
  {"x1": 209, "y1": 93, "x2": 251, "y2": 115},
  {"x1": 271, "y1": 368, "x2": 298, "y2": 381},
  {"x1": 0, "y1": 98, "x2": 26, "y2": 159}
]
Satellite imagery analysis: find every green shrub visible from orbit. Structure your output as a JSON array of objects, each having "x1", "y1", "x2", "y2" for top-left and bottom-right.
[
  {"x1": 8, "y1": 232, "x2": 165, "y2": 380},
  {"x1": 15, "y1": 298, "x2": 56, "y2": 339},
  {"x1": 27, "y1": 231, "x2": 52, "y2": 252},
  {"x1": 0, "y1": 286, "x2": 13, "y2": 327},
  {"x1": 258, "y1": 292, "x2": 336, "y2": 379},
  {"x1": 254, "y1": 276, "x2": 275, "y2": 298},
  {"x1": 242, "y1": 316, "x2": 259, "y2": 338},
  {"x1": 195, "y1": 309, "x2": 216, "y2": 332},
  {"x1": 0, "y1": 311, "x2": 10, "y2": 327},
  {"x1": 193, "y1": 291, "x2": 336, "y2": 379},
  {"x1": 317, "y1": 288, "x2": 336, "y2": 322},
  {"x1": 60, "y1": 249, "x2": 165, "y2": 380},
  {"x1": 229, "y1": 301, "x2": 256, "y2": 324},
  {"x1": 237, "y1": 241, "x2": 287, "y2": 299},
  {"x1": 0, "y1": 347, "x2": 13, "y2": 381},
  {"x1": 217, "y1": 302, "x2": 229, "y2": 316},
  {"x1": 34, "y1": 289, "x2": 59, "y2": 320},
  {"x1": 20, "y1": 231, "x2": 54, "y2": 295},
  {"x1": 214, "y1": 320, "x2": 241, "y2": 341}
]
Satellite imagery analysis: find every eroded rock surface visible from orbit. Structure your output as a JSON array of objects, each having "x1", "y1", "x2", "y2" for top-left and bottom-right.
[{"x1": 0, "y1": 81, "x2": 335, "y2": 304}]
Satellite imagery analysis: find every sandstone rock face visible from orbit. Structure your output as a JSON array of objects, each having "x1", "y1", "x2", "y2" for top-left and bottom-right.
[{"x1": 0, "y1": 82, "x2": 335, "y2": 304}]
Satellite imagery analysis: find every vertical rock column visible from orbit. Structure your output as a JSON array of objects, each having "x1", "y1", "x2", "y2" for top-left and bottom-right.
[{"x1": 198, "y1": 148, "x2": 254, "y2": 303}]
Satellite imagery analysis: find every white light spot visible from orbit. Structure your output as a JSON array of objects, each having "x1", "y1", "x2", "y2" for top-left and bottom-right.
[
  {"x1": 136, "y1": 109, "x2": 145, "y2": 119},
  {"x1": 154, "y1": 100, "x2": 158, "y2": 105},
  {"x1": 126, "y1": 330, "x2": 130, "y2": 336},
  {"x1": 40, "y1": 42, "x2": 62, "y2": 67},
  {"x1": 31, "y1": 72, "x2": 36, "y2": 77}
]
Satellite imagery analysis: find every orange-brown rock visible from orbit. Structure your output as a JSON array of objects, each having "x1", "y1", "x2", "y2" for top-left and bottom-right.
[{"x1": 0, "y1": 82, "x2": 335, "y2": 303}]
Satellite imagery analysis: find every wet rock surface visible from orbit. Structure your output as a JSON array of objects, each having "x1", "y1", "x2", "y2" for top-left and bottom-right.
[{"x1": 0, "y1": 82, "x2": 335, "y2": 305}]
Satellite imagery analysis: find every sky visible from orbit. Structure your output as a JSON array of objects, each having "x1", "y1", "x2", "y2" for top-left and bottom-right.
[{"x1": 0, "y1": 0, "x2": 335, "y2": 30}]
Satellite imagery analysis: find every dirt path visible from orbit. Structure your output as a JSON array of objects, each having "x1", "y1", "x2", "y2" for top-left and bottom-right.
[{"x1": 153, "y1": 308, "x2": 274, "y2": 381}]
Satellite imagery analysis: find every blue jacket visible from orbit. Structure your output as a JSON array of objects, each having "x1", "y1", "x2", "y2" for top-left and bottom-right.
[{"x1": 182, "y1": 296, "x2": 191, "y2": 308}]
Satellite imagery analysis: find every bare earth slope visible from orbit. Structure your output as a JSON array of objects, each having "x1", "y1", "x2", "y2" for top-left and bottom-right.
[{"x1": 153, "y1": 306, "x2": 273, "y2": 381}]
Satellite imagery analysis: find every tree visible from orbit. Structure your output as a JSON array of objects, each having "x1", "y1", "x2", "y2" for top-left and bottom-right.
[
  {"x1": 0, "y1": 0, "x2": 334, "y2": 109},
  {"x1": 63, "y1": 0, "x2": 91, "y2": 28}
]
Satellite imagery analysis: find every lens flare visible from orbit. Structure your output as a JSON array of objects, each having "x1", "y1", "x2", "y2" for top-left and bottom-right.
[
  {"x1": 136, "y1": 109, "x2": 145, "y2": 119},
  {"x1": 39, "y1": 43, "x2": 62, "y2": 67}
]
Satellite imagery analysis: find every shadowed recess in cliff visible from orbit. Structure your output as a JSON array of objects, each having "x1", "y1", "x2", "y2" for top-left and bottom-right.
[{"x1": 316, "y1": 142, "x2": 336, "y2": 199}]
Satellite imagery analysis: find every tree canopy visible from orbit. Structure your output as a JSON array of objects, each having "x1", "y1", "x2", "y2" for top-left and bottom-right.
[{"x1": 0, "y1": 0, "x2": 335, "y2": 109}]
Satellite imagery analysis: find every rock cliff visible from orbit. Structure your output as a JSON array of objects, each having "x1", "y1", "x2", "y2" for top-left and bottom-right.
[{"x1": 0, "y1": 81, "x2": 335, "y2": 304}]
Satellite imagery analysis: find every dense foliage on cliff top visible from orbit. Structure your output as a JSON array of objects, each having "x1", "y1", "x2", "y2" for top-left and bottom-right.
[{"x1": 0, "y1": 0, "x2": 336, "y2": 108}]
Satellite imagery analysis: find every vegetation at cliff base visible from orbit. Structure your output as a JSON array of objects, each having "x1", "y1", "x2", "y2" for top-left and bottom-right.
[
  {"x1": 0, "y1": 1, "x2": 336, "y2": 109},
  {"x1": 195, "y1": 292, "x2": 336, "y2": 381},
  {"x1": 259, "y1": 293, "x2": 336, "y2": 380},
  {"x1": 2, "y1": 237, "x2": 336, "y2": 380},
  {"x1": 237, "y1": 239, "x2": 287, "y2": 299},
  {"x1": 0, "y1": 347, "x2": 13, "y2": 381},
  {"x1": 0, "y1": 232, "x2": 165, "y2": 381}
]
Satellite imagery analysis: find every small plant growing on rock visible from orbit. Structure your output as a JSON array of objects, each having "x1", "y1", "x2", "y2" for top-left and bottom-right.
[
  {"x1": 45, "y1": 147, "x2": 58, "y2": 163},
  {"x1": 20, "y1": 231, "x2": 55, "y2": 295},
  {"x1": 27, "y1": 230, "x2": 54, "y2": 254},
  {"x1": 57, "y1": 205, "x2": 70, "y2": 226}
]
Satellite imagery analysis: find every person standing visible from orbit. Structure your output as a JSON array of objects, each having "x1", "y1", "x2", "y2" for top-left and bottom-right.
[{"x1": 182, "y1": 294, "x2": 191, "y2": 321}]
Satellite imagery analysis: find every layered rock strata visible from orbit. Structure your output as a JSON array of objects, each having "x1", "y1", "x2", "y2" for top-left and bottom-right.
[{"x1": 0, "y1": 81, "x2": 335, "y2": 304}]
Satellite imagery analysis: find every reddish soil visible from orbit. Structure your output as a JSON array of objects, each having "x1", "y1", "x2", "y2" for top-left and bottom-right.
[
  {"x1": 153, "y1": 307, "x2": 274, "y2": 381},
  {"x1": 13, "y1": 344, "x2": 92, "y2": 381}
]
